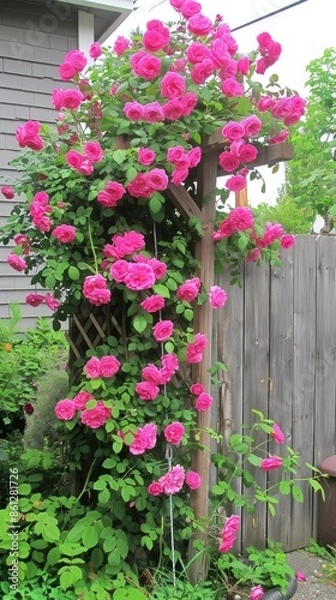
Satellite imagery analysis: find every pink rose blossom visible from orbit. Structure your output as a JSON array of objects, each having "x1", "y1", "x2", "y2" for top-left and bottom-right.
[
  {"x1": 138, "y1": 148, "x2": 156, "y2": 166},
  {"x1": 153, "y1": 320, "x2": 174, "y2": 342},
  {"x1": 221, "y1": 78, "x2": 244, "y2": 98},
  {"x1": 167, "y1": 146, "x2": 189, "y2": 169},
  {"x1": 187, "y1": 14, "x2": 213, "y2": 36},
  {"x1": 64, "y1": 49, "x2": 87, "y2": 72},
  {"x1": 249, "y1": 585, "x2": 264, "y2": 600},
  {"x1": 16, "y1": 120, "x2": 44, "y2": 151},
  {"x1": 97, "y1": 181, "x2": 126, "y2": 207},
  {"x1": 123, "y1": 101, "x2": 144, "y2": 121},
  {"x1": 296, "y1": 571, "x2": 307, "y2": 582},
  {"x1": 130, "y1": 423, "x2": 158, "y2": 455},
  {"x1": 218, "y1": 151, "x2": 240, "y2": 173},
  {"x1": 186, "y1": 41, "x2": 210, "y2": 64},
  {"x1": 190, "y1": 59, "x2": 214, "y2": 84},
  {"x1": 148, "y1": 482, "x2": 162, "y2": 496},
  {"x1": 73, "y1": 391, "x2": 94, "y2": 411},
  {"x1": 169, "y1": 0, "x2": 185, "y2": 9},
  {"x1": 84, "y1": 356, "x2": 101, "y2": 379},
  {"x1": 241, "y1": 115, "x2": 263, "y2": 137},
  {"x1": 161, "y1": 353, "x2": 179, "y2": 373},
  {"x1": 124, "y1": 263, "x2": 155, "y2": 291},
  {"x1": 89, "y1": 42, "x2": 102, "y2": 59},
  {"x1": 171, "y1": 168, "x2": 189, "y2": 185},
  {"x1": 142, "y1": 364, "x2": 164, "y2": 385},
  {"x1": 52, "y1": 224, "x2": 76, "y2": 243},
  {"x1": 161, "y1": 72, "x2": 186, "y2": 99},
  {"x1": 26, "y1": 293, "x2": 45, "y2": 307},
  {"x1": 195, "y1": 392, "x2": 213, "y2": 411},
  {"x1": 83, "y1": 274, "x2": 111, "y2": 306},
  {"x1": 141, "y1": 295, "x2": 165, "y2": 313},
  {"x1": 143, "y1": 29, "x2": 167, "y2": 53},
  {"x1": 110, "y1": 259, "x2": 129, "y2": 283},
  {"x1": 162, "y1": 99, "x2": 185, "y2": 121},
  {"x1": 44, "y1": 293, "x2": 61, "y2": 311},
  {"x1": 229, "y1": 207, "x2": 254, "y2": 231},
  {"x1": 190, "y1": 383, "x2": 204, "y2": 396},
  {"x1": 237, "y1": 56, "x2": 251, "y2": 75},
  {"x1": 257, "y1": 95, "x2": 276, "y2": 112},
  {"x1": 84, "y1": 141, "x2": 103, "y2": 163},
  {"x1": 14, "y1": 234, "x2": 30, "y2": 254},
  {"x1": 239, "y1": 143, "x2": 258, "y2": 163},
  {"x1": 210, "y1": 38, "x2": 231, "y2": 68},
  {"x1": 164, "y1": 422, "x2": 185, "y2": 445},
  {"x1": 135, "y1": 381, "x2": 160, "y2": 401},
  {"x1": 59, "y1": 62, "x2": 76, "y2": 80},
  {"x1": 60, "y1": 89, "x2": 84, "y2": 110},
  {"x1": 114, "y1": 35, "x2": 130, "y2": 56},
  {"x1": 159, "y1": 465, "x2": 185, "y2": 495},
  {"x1": 209, "y1": 285, "x2": 227, "y2": 308},
  {"x1": 219, "y1": 514, "x2": 240, "y2": 553},
  {"x1": 222, "y1": 121, "x2": 245, "y2": 142},
  {"x1": 99, "y1": 355, "x2": 121, "y2": 378},
  {"x1": 246, "y1": 248, "x2": 261, "y2": 263},
  {"x1": 81, "y1": 401, "x2": 111, "y2": 429},
  {"x1": 176, "y1": 277, "x2": 201, "y2": 302},
  {"x1": 66, "y1": 150, "x2": 85, "y2": 171},
  {"x1": 225, "y1": 174, "x2": 247, "y2": 192},
  {"x1": 180, "y1": 0, "x2": 201, "y2": 18},
  {"x1": 143, "y1": 101, "x2": 164, "y2": 123},
  {"x1": 181, "y1": 91, "x2": 198, "y2": 116},
  {"x1": 185, "y1": 470, "x2": 201, "y2": 490},
  {"x1": 281, "y1": 234, "x2": 295, "y2": 249},
  {"x1": 1, "y1": 186, "x2": 14, "y2": 199},
  {"x1": 54, "y1": 399, "x2": 76, "y2": 421},
  {"x1": 147, "y1": 168, "x2": 169, "y2": 191},
  {"x1": 188, "y1": 147, "x2": 202, "y2": 167},
  {"x1": 260, "y1": 456, "x2": 283, "y2": 471},
  {"x1": 134, "y1": 53, "x2": 161, "y2": 80},
  {"x1": 271, "y1": 423, "x2": 286, "y2": 444},
  {"x1": 7, "y1": 254, "x2": 27, "y2": 272},
  {"x1": 263, "y1": 222, "x2": 284, "y2": 245}
]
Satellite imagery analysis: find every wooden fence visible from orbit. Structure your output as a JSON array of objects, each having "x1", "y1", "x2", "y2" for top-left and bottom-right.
[{"x1": 214, "y1": 235, "x2": 336, "y2": 552}]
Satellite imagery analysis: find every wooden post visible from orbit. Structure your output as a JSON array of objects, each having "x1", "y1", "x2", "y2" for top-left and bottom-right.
[
  {"x1": 188, "y1": 149, "x2": 218, "y2": 583},
  {"x1": 235, "y1": 183, "x2": 248, "y2": 207}
]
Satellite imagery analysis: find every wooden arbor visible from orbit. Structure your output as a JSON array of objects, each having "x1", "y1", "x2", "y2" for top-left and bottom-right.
[{"x1": 166, "y1": 133, "x2": 293, "y2": 583}]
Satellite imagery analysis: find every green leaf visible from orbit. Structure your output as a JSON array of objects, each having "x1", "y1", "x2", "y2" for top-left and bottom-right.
[
  {"x1": 68, "y1": 266, "x2": 80, "y2": 281},
  {"x1": 279, "y1": 480, "x2": 291, "y2": 495},
  {"x1": 133, "y1": 314, "x2": 148, "y2": 333},
  {"x1": 291, "y1": 484, "x2": 304, "y2": 503},
  {"x1": 149, "y1": 195, "x2": 162, "y2": 215},
  {"x1": 82, "y1": 524, "x2": 99, "y2": 549},
  {"x1": 152, "y1": 284, "x2": 170, "y2": 299}
]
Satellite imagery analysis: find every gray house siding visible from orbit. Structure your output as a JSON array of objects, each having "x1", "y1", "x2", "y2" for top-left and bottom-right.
[{"x1": 0, "y1": 0, "x2": 78, "y2": 328}]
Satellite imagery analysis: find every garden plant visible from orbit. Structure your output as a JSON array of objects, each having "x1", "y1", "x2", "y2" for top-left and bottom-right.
[{"x1": 0, "y1": 0, "x2": 324, "y2": 598}]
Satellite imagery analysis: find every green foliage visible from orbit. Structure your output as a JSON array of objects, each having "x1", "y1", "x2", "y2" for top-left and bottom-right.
[
  {"x1": 218, "y1": 541, "x2": 294, "y2": 594},
  {"x1": 253, "y1": 195, "x2": 314, "y2": 234},
  {"x1": 286, "y1": 47, "x2": 336, "y2": 222},
  {"x1": 0, "y1": 308, "x2": 68, "y2": 433}
]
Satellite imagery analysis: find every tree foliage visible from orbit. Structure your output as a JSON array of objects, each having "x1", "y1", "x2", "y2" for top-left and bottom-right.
[
  {"x1": 254, "y1": 194, "x2": 313, "y2": 234},
  {"x1": 286, "y1": 47, "x2": 336, "y2": 224}
]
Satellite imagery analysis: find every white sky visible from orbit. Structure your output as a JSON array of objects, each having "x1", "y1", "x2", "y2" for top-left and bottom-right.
[{"x1": 109, "y1": 0, "x2": 336, "y2": 207}]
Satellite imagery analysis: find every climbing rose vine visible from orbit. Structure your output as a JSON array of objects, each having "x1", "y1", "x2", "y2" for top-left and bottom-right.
[{"x1": 0, "y1": 1, "x2": 313, "y2": 598}]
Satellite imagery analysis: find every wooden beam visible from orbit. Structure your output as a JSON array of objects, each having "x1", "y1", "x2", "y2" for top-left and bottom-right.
[
  {"x1": 188, "y1": 150, "x2": 218, "y2": 584},
  {"x1": 166, "y1": 183, "x2": 205, "y2": 225}
]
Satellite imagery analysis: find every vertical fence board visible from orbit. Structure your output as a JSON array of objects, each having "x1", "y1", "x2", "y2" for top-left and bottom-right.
[
  {"x1": 290, "y1": 236, "x2": 316, "y2": 548},
  {"x1": 218, "y1": 266, "x2": 245, "y2": 551},
  {"x1": 315, "y1": 237, "x2": 336, "y2": 472},
  {"x1": 267, "y1": 247, "x2": 294, "y2": 548},
  {"x1": 241, "y1": 260, "x2": 270, "y2": 549}
]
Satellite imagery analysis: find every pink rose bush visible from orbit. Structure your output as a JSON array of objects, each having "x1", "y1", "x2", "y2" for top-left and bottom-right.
[{"x1": 0, "y1": 2, "x2": 313, "y2": 596}]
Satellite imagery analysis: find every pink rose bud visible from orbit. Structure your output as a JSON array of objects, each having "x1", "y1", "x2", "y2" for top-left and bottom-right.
[
  {"x1": 260, "y1": 456, "x2": 283, "y2": 470},
  {"x1": 296, "y1": 571, "x2": 307, "y2": 582},
  {"x1": 1, "y1": 186, "x2": 14, "y2": 199}
]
